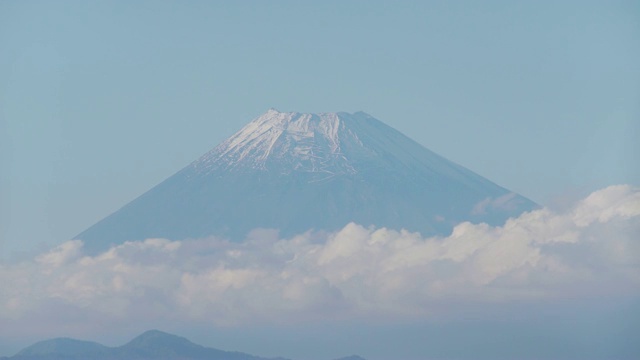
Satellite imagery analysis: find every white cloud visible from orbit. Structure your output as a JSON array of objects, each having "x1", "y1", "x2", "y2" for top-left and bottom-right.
[
  {"x1": 35, "y1": 240, "x2": 83, "y2": 269},
  {"x1": 1, "y1": 185, "x2": 639, "y2": 330},
  {"x1": 471, "y1": 192, "x2": 520, "y2": 215}
]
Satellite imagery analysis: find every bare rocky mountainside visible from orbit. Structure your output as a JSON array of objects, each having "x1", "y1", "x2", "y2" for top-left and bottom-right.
[{"x1": 76, "y1": 109, "x2": 536, "y2": 254}]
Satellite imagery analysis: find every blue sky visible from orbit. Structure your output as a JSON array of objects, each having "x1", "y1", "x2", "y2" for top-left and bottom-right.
[
  {"x1": 1, "y1": 0, "x2": 638, "y2": 257},
  {"x1": 1, "y1": 1, "x2": 639, "y2": 358}
]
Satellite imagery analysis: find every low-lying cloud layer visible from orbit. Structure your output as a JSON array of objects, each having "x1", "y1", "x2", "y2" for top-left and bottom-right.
[{"x1": 1, "y1": 185, "x2": 639, "y2": 331}]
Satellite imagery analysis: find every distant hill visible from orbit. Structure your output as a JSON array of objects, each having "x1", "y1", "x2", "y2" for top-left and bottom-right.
[
  {"x1": 3, "y1": 330, "x2": 365, "y2": 360},
  {"x1": 14, "y1": 337, "x2": 108, "y2": 357}
]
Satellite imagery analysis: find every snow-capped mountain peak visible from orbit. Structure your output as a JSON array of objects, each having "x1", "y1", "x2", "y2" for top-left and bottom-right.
[
  {"x1": 195, "y1": 110, "x2": 360, "y2": 177},
  {"x1": 76, "y1": 109, "x2": 537, "y2": 253}
]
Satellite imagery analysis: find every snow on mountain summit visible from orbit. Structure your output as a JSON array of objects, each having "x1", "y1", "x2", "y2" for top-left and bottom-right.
[
  {"x1": 193, "y1": 109, "x2": 479, "y2": 185},
  {"x1": 195, "y1": 109, "x2": 356, "y2": 177}
]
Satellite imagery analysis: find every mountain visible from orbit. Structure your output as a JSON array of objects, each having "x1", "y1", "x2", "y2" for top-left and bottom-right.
[
  {"x1": 76, "y1": 109, "x2": 536, "y2": 253},
  {"x1": 3, "y1": 330, "x2": 292, "y2": 360},
  {"x1": 3, "y1": 330, "x2": 364, "y2": 360},
  {"x1": 110, "y1": 330, "x2": 271, "y2": 360}
]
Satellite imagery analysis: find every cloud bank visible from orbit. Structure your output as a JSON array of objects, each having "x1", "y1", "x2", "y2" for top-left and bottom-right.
[{"x1": 1, "y1": 185, "x2": 639, "y2": 332}]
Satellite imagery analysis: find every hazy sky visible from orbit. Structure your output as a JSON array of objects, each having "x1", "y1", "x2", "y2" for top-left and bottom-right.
[{"x1": 1, "y1": 1, "x2": 639, "y2": 359}]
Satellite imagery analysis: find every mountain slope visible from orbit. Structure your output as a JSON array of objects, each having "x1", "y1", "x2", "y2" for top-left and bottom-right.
[
  {"x1": 76, "y1": 109, "x2": 536, "y2": 253},
  {"x1": 112, "y1": 330, "x2": 267, "y2": 360},
  {"x1": 15, "y1": 338, "x2": 107, "y2": 357}
]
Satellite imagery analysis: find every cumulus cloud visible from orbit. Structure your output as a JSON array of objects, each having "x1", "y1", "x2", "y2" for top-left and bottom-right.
[{"x1": 1, "y1": 185, "x2": 639, "y2": 329}]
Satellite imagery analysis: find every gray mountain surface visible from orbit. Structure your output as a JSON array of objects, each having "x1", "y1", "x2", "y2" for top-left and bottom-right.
[{"x1": 76, "y1": 109, "x2": 536, "y2": 253}]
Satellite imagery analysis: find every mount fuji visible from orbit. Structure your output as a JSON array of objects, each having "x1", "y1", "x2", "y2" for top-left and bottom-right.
[{"x1": 76, "y1": 109, "x2": 536, "y2": 253}]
